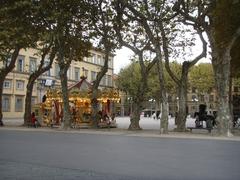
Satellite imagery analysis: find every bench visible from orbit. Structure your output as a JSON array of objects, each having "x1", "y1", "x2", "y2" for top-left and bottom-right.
[{"x1": 187, "y1": 127, "x2": 212, "y2": 133}]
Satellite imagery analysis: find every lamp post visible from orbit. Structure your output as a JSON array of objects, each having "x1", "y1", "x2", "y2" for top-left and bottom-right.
[
  {"x1": 192, "y1": 97, "x2": 199, "y2": 115},
  {"x1": 127, "y1": 97, "x2": 132, "y2": 116},
  {"x1": 149, "y1": 98, "x2": 155, "y2": 118},
  {"x1": 37, "y1": 79, "x2": 45, "y2": 103}
]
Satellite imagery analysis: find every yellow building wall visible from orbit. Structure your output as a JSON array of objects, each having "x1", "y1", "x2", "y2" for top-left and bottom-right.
[{"x1": 2, "y1": 48, "x2": 115, "y2": 119}]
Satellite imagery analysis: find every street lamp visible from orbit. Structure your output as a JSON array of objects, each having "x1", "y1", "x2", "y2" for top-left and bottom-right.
[
  {"x1": 192, "y1": 97, "x2": 199, "y2": 115},
  {"x1": 127, "y1": 97, "x2": 132, "y2": 116},
  {"x1": 149, "y1": 99, "x2": 155, "y2": 118}
]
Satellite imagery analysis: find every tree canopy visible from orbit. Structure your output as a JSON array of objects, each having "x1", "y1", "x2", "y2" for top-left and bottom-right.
[{"x1": 189, "y1": 63, "x2": 214, "y2": 93}]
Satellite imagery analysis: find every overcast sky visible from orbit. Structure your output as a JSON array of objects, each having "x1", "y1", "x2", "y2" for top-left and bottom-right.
[
  {"x1": 113, "y1": 34, "x2": 211, "y2": 75},
  {"x1": 114, "y1": 47, "x2": 133, "y2": 74}
]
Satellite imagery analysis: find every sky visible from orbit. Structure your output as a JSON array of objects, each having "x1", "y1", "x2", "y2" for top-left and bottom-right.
[
  {"x1": 114, "y1": 47, "x2": 133, "y2": 74},
  {"x1": 113, "y1": 34, "x2": 211, "y2": 75}
]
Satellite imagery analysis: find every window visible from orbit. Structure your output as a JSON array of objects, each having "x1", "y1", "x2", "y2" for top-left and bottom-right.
[
  {"x1": 100, "y1": 57, "x2": 104, "y2": 65},
  {"x1": 3, "y1": 80, "x2": 11, "y2": 89},
  {"x1": 17, "y1": 56, "x2": 25, "y2": 72},
  {"x1": 74, "y1": 67, "x2": 80, "y2": 81},
  {"x1": 87, "y1": 55, "x2": 92, "y2": 63},
  {"x1": 16, "y1": 80, "x2": 24, "y2": 90},
  {"x1": 97, "y1": 55, "x2": 102, "y2": 65},
  {"x1": 29, "y1": 57, "x2": 37, "y2": 72},
  {"x1": 3, "y1": 57, "x2": 11, "y2": 67},
  {"x1": 200, "y1": 95, "x2": 204, "y2": 102},
  {"x1": 108, "y1": 58, "x2": 113, "y2": 68},
  {"x1": 107, "y1": 75, "x2": 112, "y2": 86},
  {"x1": 15, "y1": 96, "x2": 24, "y2": 112},
  {"x1": 91, "y1": 71, "x2": 97, "y2": 82},
  {"x1": 2, "y1": 95, "x2": 10, "y2": 112},
  {"x1": 43, "y1": 59, "x2": 51, "y2": 76},
  {"x1": 55, "y1": 64, "x2": 60, "y2": 78},
  {"x1": 93, "y1": 54, "x2": 97, "y2": 64},
  {"x1": 31, "y1": 97, "x2": 36, "y2": 105},
  {"x1": 84, "y1": 69, "x2": 89, "y2": 78},
  {"x1": 67, "y1": 67, "x2": 72, "y2": 79}
]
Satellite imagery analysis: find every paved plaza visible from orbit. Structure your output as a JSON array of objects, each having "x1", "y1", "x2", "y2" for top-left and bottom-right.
[
  {"x1": 2, "y1": 116, "x2": 195, "y2": 130},
  {"x1": 1, "y1": 129, "x2": 240, "y2": 180},
  {"x1": 1, "y1": 116, "x2": 240, "y2": 179}
]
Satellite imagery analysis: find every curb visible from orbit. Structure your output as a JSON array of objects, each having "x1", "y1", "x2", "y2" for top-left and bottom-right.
[{"x1": 1, "y1": 126, "x2": 240, "y2": 142}]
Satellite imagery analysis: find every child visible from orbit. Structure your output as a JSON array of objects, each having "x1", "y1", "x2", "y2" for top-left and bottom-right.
[{"x1": 31, "y1": 112, "x2": 37, "y2": 128}]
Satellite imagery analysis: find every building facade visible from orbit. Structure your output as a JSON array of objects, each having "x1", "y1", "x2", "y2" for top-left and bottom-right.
[{"x1": 1, "y1": 48, "x2": 114, "y2": 118}]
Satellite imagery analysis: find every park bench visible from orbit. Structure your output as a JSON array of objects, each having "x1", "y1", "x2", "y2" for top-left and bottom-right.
[{"x1": 187, "y1": 126, "x2": 212, "y2": 133}]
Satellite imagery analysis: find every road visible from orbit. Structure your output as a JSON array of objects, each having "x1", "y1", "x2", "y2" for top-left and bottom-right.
[{"x1": 1, "y1": 130, "x2": 240, "y2": 180}]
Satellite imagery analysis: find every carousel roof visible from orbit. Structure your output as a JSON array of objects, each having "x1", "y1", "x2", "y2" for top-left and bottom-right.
[{"x1": 68, "y1": 76, "x2": 92, "y2": 92}]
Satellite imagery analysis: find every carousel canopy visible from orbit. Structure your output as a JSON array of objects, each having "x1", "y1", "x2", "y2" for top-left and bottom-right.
[{"x1": 45, "y1": 76, "x2": 120, "y2": 103}]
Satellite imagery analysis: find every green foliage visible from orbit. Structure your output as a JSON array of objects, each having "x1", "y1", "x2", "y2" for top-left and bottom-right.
[
  {"x1": 148, "y1": 61, "x2": 181, "y2": 98},
  {"x1": 116, "y1": 61, "x2": 142, "y2": 98},
  {"x1": 116, "y1": 60, "x2": 181, "y2": 100},
  {"x1": 0, "y1": 0, "x2": 39, "y2": 61},
  {"x1": 189, "y1": 63, "x2": 214, "y2": 93},
  {"x1": 34, "y1": 0, "x2": 92, "y2": 64}
]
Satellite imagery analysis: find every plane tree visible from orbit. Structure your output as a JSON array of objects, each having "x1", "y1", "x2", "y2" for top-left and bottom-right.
[
  {"x1": 114, "y1": 1, "x2": 158, "y2": 130},
  {"x1": 175, "y1": 0, "x2": 240, "y2": 135},
  {"x1": 86, "y1": 0, "x2": 119, "y2": 128},
  {"x1": 35, "y1": 0, "x2": 92, "y2": 129},
  {"x1": 0, "y1": 1, "x2": 39, "y2": 125}
]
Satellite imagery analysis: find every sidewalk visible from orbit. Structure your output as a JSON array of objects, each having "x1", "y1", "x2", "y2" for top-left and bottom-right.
[{"x1": 1, "y1": 117, "x2": 240, "y2": 141}]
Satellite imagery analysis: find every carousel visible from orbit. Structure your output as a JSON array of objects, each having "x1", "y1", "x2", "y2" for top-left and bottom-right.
[{"x1": 33, "y1": 77, "x2": 120, "y2": 128}]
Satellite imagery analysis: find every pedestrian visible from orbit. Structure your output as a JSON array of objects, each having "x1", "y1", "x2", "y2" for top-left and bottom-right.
[{"x1": 31, "y1": 112, "x2": 37, "y2": 128}]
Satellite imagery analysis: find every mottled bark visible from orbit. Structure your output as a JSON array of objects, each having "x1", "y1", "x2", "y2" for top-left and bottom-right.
[
  {"x1": 206, "y1": 26, "x2": 240, "y2": 136},
  {"x1": 156, "y1": 49, "x2": 169, "y2": 134},
  {"x1": 160, "y1": 101, "x2": 169, "y2": 134},
  {"x1": 91, "y1": 90, "x2": 99, "y2": 128},
  {"x1": 128, "y1": 100, "x2": 142, "y2": 130},
  {"x1": 91, "y1": 48, "x2": 110, "y2": 128},
  {"x1": 211, "y1": 48, "x2": 232, "y2": 135},
  {"x1": 0, "y1": 79, "x2": 4, "y2": 126},
  {"x1": 175, "y1": 63, "x2": 188, "y2": 131},
  {"x1": 24, "y1": 82, "x2": 34, "y2": 126},
  {"x1": 60, "y1": 67, "x2": 72, "y2": 129},
  {"x1": 128, "y1": 80, "x2": 145, "y2": 130}
]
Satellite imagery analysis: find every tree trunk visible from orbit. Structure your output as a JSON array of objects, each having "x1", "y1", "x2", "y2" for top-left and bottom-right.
[
  {"x1": 207, "y1": 25, "x2": 234, "y2": 136},
  {"x1": 91, "y1": 49, "x2": 109, "y2": 128},
  {"x1": 160, "y1": 100, "x2": 169, "y2": 134},
  {"x1": 0, "y1": 78, "x2": 4, "y2": 126},
  {"x1": 23, "y1": 81, "x2": 35, "y2": 126},
  {"x1": 128, "y1": 61, "x2": 148, "y2": 130},
  {"x1": 91, "y1": 89, "x2": 99, "y2": 128},
  {"x1": 128, "y1": 100, "x2": 142, "y2": 130},
  {"x1": 176, "y1": 63, "x2": 188, "y2": 131},
  {"x1": 176, "y1": 86, "x2": 188, "y2": 131},
  {"x1": 23, "y1": 46, "x2": 56, "y2": 126},
  {"x1": 212, "y1": 51, "x2": 232, "y2": 136},
  {"x1": 155, "y1": 49, "x2": 169, "y2": 134},
  {"x1": 59, "y1": 68, "x2": 71, "y2": 129}
]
